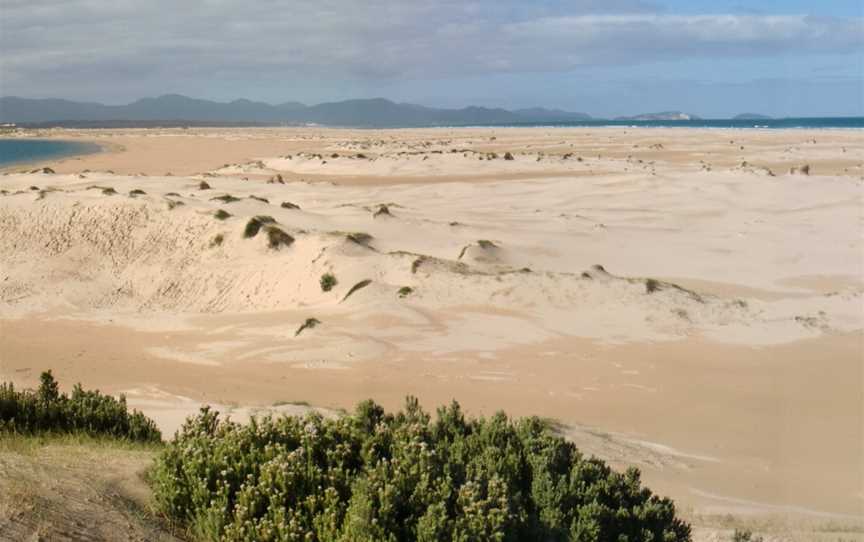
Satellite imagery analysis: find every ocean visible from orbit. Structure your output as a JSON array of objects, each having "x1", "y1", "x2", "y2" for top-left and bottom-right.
[
  {"x1": 0, "y1": 139, "x2": 101, "y2": 168},
  {"x1": 484, "y1": 117, "x2": 864, "y2": 129}
]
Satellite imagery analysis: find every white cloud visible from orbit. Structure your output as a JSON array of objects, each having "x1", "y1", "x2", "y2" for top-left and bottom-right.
[{"x1": 1, "y1": 0, "x2": 861, "y2": 99}]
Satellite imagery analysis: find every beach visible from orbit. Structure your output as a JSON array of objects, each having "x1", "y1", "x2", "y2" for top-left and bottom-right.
[{"x1": 1, "y1": 126, "x2": 862, "y2": 539}]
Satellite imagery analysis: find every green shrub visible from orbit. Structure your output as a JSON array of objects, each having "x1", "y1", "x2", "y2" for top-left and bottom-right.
[
  {"x1": 214, "y1": 209, "x2": 232, "y2": 220},
  {"x1": 150, "y1": 398, "x2": 690, "y2": 541},
  {"x1": 0, "y1": 371, "x2": 160, "y2": 443},
  {"x1": 320, "y1": 273, "x2": 338, "y2": 292}
]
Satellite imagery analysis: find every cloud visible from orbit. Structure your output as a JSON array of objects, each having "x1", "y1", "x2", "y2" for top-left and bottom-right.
[{"x1": 1, "y1": 0, "x2": 861, "y2": 99}]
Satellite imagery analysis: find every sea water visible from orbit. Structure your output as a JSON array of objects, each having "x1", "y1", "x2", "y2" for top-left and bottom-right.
[{"x1": 0, "y1": 139, "x2": 101, "y2": 168}]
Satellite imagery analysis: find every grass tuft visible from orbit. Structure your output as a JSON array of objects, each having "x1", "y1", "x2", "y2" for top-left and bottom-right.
[
  {"x1": 264, "y1": 226, "x2": 294, "y2": 249},
  {"x1": 294, "y1": 317, "x2": 321, "y2": 336},
  {"x1": 397, "y1": 286, "x2": 413, "y2": 298},
  {"x1": 341, "y1": 279, "x2": 372, "y2": 302},
  {"x1": 211, "y1": 194, "x2": 241, "y2": 204},
  {"x1": 243, "y1": 216, "x2": 275, "y2": 238}
]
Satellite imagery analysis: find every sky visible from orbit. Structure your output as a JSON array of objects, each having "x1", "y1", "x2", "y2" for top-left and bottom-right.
[{"x1": 1, "y1": 0, "x2": 862, "y2": 117}]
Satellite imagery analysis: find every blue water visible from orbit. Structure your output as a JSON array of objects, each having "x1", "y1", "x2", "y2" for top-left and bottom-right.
[
  {"x1": 0, "y1": 139, "x2": 101, "y2": 168},
  {"x1": 476, "y1": 117, "x2": 864, "y2": 129}
]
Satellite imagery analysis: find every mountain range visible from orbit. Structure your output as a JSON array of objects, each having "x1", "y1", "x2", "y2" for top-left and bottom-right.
[{"x1": 0, "y1": 95, "x2": 594, "y2": 127}]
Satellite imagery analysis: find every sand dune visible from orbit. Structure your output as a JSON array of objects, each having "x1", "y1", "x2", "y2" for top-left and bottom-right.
[{"x1": 1, "y1": 127, "x2": 862, "y2": 537}]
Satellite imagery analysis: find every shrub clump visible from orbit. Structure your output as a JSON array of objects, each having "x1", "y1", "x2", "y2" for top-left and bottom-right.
[
  {"x1": 320, "y1": 272, "x2": 338, "y2": 292},
  {"x1": 0, "y1": 371, "x2": 161, "y2": 443},
  {"x1": 214, "y1": 209, "x2": 232, "y2": 220},
  {"x1": 150, "y1": 398, "x2": 690, "y2": 541}
]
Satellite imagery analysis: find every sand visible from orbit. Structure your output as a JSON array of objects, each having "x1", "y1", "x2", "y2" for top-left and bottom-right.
[{"x1": 1, "y1": 126, "x2": 862, "y2": 538}]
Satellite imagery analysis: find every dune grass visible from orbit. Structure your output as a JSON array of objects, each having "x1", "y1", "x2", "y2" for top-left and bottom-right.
[
  {"x1": 264, "y1": 225, "x2": 294, "y2": 249},
  {"x1": 243, "y1": 216, "x2": 276, "y2": 238},
  {"x1": 341, "y1": 279, "x2": 372, "y2": 302},
  {"x1": 294, "y1": 317, "x2": 321, "y2": 336}
]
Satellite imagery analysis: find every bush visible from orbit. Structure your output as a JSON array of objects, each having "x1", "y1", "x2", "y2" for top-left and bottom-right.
[
  {"x1": 0, "y1": 371, "x2": 161, "y2": 443},
  {"x1": 214, "y1": 209, "x2": 232, "y2": 220},
  {"x1": 320, "y1": 273, "x2": 338, "y2": 292},
  {"x1": 150, "y1": 398, "x2": 690, "y2": 541}
]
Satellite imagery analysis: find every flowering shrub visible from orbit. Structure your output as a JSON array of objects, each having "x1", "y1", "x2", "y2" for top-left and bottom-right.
[
  {"x1": 0, "y1": 370, "x2": 161, "y2": 443},
  {"x1": 151, "y1": 398, "x2": 690, "y2": 541}
]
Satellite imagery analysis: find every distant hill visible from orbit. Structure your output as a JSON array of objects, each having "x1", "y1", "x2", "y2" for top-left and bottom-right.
[
  {"x1": 615, "y1": 111, "x2": 701, "y2": 121},
  {"x1": 733, "y1": 113, "x2": 772, "y2": 120},
  {"x1": 0, "y1": 95, "x2": 592, "y2": 127}
]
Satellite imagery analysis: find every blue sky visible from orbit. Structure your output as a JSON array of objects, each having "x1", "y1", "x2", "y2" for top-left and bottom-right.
[{"x1": 1, "y1": 0, "x2": 861, "y2": 117}]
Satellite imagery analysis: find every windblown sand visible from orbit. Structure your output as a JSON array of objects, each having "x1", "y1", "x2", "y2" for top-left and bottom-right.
[{"x1": 1, "y1": 127, "x2": 862, "y2": 537}]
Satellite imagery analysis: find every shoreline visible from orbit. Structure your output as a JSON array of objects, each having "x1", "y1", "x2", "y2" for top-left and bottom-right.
[{"x1": 0, "y1": 138, "x2": 108, "y2": 173}]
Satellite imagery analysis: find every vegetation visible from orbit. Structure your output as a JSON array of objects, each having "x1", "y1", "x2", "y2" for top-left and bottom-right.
[
  {"x1": 214, "y1": 209, "x2": 232, "y2": 220},
  {"x1": 398, "y1": 286, "x2": 414, "y2": 298},
  {"x1": 265, "y1": 226, "x2": 294, "y2": 249},
  {"x1": 129, "y1": 188, "x2": 147, "y2": 197},
  {"x1": 249, "y1": 195, "x2": 270, "y2": 204},
  {"x1": 732, "y1": 530, "x2": 763, "y2": 542},
  {"x1": 281, "y1": 201, "x2": 301, "y2": 210},
  {"x1": 244, "y1": 216, "x2": 276, "y2": 238},
  {"x1": 0, "y1": 371, "x2": 160, "y2": 443},
  {"x1": 342, "y1": 279, "x2": 372, "y2": 302},
  {"x1": 150, "y1": 398, "x2": 690, "y2": 541},
  {"x1": 210, "y1": 234, "x2": 224, "y2": 248},
  {"x1": 346, "y1": 232, "x2": 373, "y2": 247},
  {"x1": 295, "y1": 317, "x2": 322, "y2": 337},
  {"x1": 199, "y1": 181, "x2": 212, "y2": 190},
  {"x1": 211, "y1": 194, "x2": 242, "y2": 204},
  {"x1": 320, "y1": 273, "x2": 338, "y2": 292},
  {"x1": 645, "y1": 279, "x2": 661, "y2": 294}
]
